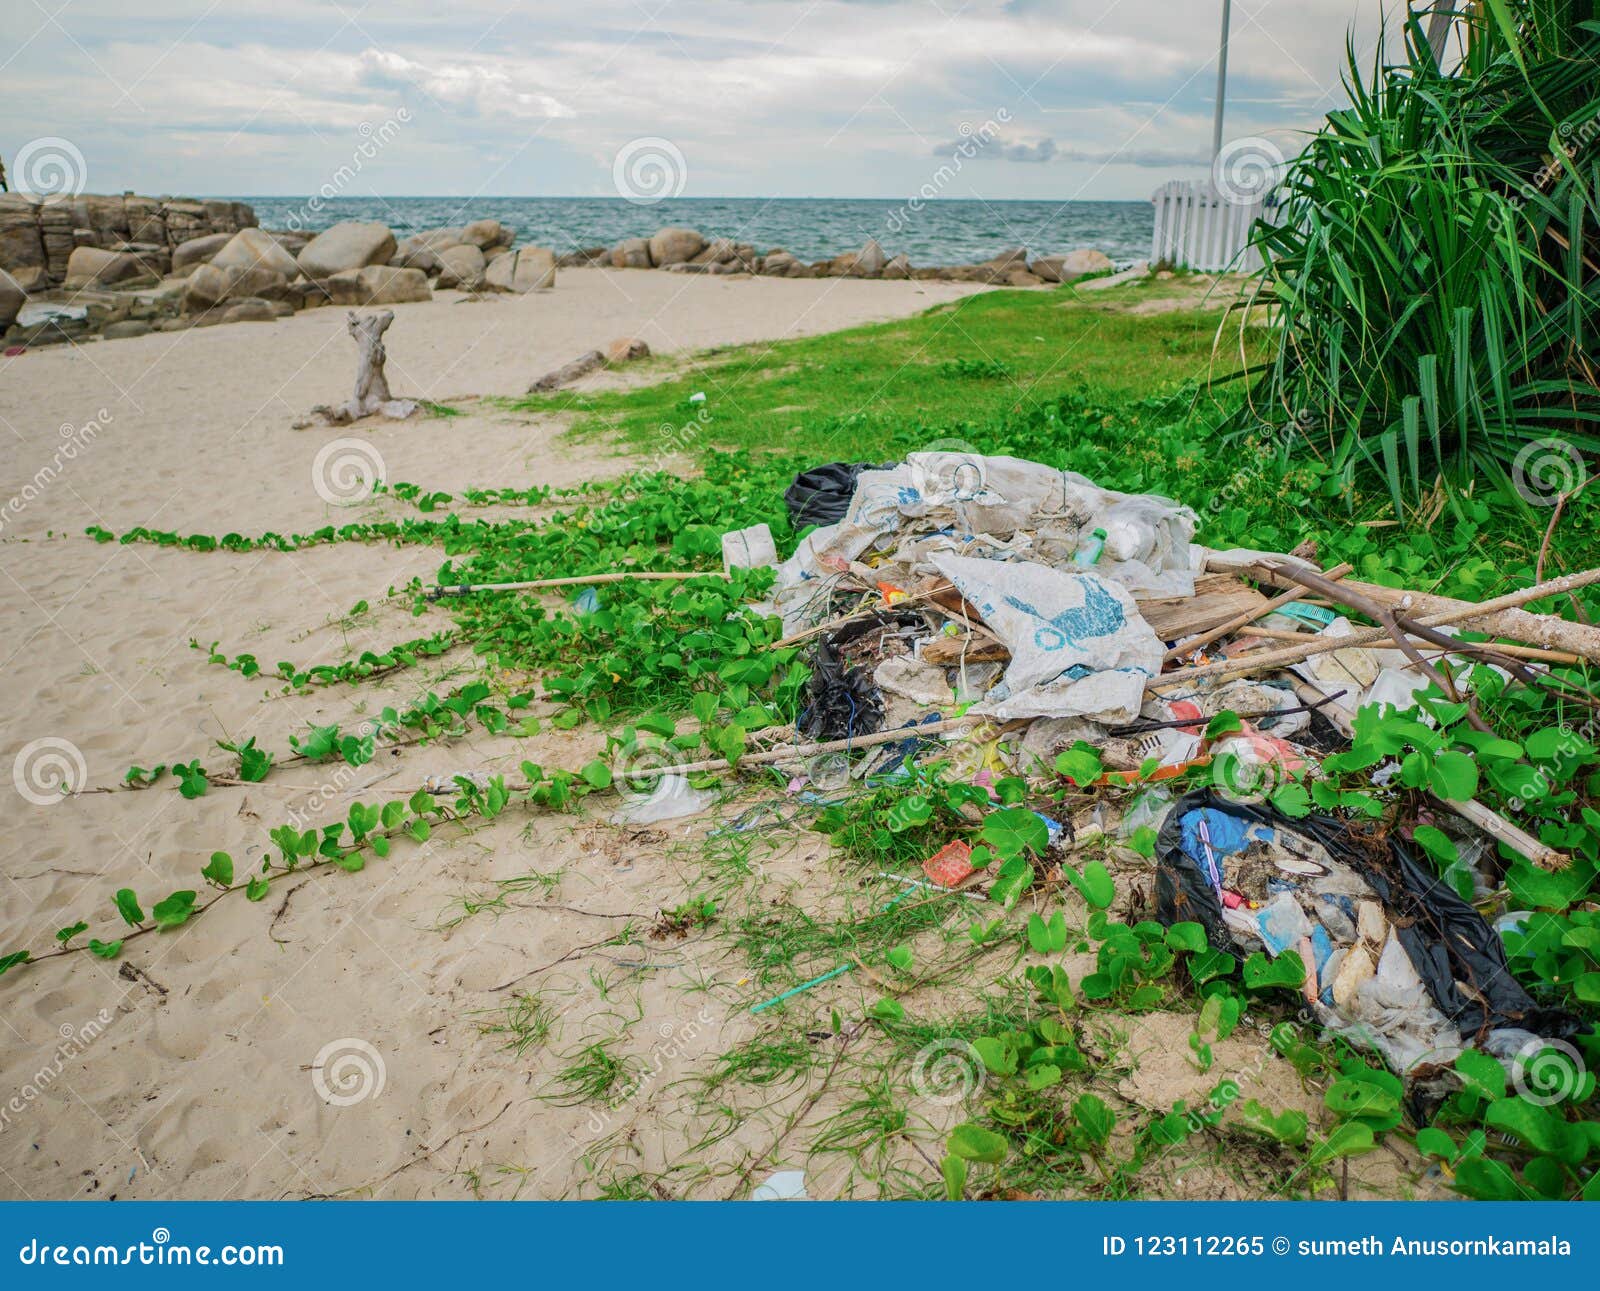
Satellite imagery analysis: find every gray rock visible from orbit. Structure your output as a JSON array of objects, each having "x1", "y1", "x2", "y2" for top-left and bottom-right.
[
  {"x1": 172, "y1": 232, "x2": 233, "y2": 274},
  {"x1": 606, "y1": 337, "x2": 650, "y2": 364},
  {"x1": 324, "y1": 265, "x2": 432, "y2": 306},
  {"x1": 882, "y1": 253, "x2": 911, "y2": 280},
  {"x1": 297, "y1": 221, "x2": 397, "y2": 278},
  {"x1": 484, "y1": 247, "x2": 555, "y2": 293},
  {"x1": 64, "y1": 247, "x2": 154, "y2": 290},
  {"x1": 211, "y1": 227, "x2": 300, "y2": 278},
  {"x1": 648, "y1": 227, "x2": 705, "y2": 267},
  {"x1": 611, "y1": 238, "x2": 651, "y2": 269},
  {"x1": 0, "y1": 269, "x2": 24, "y2": 330},
  {"x1": 1031, "y1": 248, "x2": 1113, "y2": 283},
  {"x1": 461, "y1": 219, "x2": 511, "y2": 251},
  {"x1": 435, "y1": 243, "x2": 487, "y2": 290},
  {"x1": 103, "y1": 320, "x2": 152, "y2": 340},
  {"x1": 183, "y1": 263, "x2": 238, "y2": 311},
  {"x1": 851, "y1": 239, "x2": 887, "y2": 277}
]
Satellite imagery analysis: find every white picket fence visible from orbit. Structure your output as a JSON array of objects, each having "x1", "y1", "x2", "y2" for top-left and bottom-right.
[{"x1": 1150, "y1": 180, "x2": 1268, "y2": 273}]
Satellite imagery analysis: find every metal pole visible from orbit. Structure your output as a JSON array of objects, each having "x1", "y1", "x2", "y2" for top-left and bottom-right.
[{"x1": 1212, "y1": 0, "x2": 1233, "y2": 159}]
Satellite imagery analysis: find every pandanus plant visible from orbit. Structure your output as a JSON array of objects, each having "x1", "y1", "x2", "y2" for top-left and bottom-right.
[{"x1": 1244, "y1": 0, "x2": 1600, "y2": 518}]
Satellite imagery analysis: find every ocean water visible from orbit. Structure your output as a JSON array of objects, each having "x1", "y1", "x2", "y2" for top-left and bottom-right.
[{"x1": 236, "y1": 197, "x2": 1153, "y2": 268}]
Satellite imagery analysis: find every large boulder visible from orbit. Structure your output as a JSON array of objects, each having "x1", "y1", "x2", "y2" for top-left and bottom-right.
[
  {"x1": 183, "y1": 262, "x2": 239, "y2": 311},
  {"x1": 406, "y1": 227, "x2": 464, "y2": 253},
  {"x1": 882, "y1": 253, "x2": 911, "y2": 280},
  {"x1": 484, "y1": 247, "x2": 555, "y2": 293},
  {"x1": 648, "y1": 227, "x2": 705, "y2": 267},
  {"x1": 461, "y1": 219, "x2": 511, "y2": 251},
  {"x1": 211, "y1": 227, "x2": 300, "y2": 278},
  {"x1": 63, "y1": 247, "x2": 153, "y2": 290},
  {"x1": 171, "y1": 232, "x2": 232, "y2": 275},
  {"x1": 0, "y1": 196, "x2": 49, "y2": 292},
  {"x1": 297, "y1": 221, "x2": 397, "y2": 278},
  {"x1": 0, "y1": 269, "x2": 24, "y2": 330},
  {"x1": 324, "y1": 265, "x2": 432, "y2": 306},
  {"x1": 850, "y1": 239, "x2": 888, "y2": 277},
  {"x1": 611, "y1": 238, "x2": 650, "y2": 269},
  {"x1": 103, "y1": 319, "x2": 152, "y2": 340},
  {"x1": 759, "y1": 250, "x2": 806, "y2": 278},
  {"x1": 1031, "y1": 248, "x2": 1113, "y2": 283},
  {"x1": 435, "y1": 243, "x2": 486, "y2": 290}
]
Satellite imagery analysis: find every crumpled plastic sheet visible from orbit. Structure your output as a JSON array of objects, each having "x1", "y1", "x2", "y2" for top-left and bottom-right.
[{"x1": 773, "y1": 452, "x2": 1201, "y2": 633}]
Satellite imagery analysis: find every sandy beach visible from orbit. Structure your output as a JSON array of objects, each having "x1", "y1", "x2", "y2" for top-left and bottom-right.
[{"x1": 0, "y1": 267, "x2": 988, "y2": 1200}]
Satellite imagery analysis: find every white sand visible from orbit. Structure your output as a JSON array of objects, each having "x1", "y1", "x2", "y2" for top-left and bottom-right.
[{"x1": 0, "y1": 267, "x2": 985, "y2": 1200}]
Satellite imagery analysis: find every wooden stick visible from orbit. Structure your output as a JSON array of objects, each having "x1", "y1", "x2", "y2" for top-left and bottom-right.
[
  {"x1": 428, "y1": 570, "x2": 724, "y2": 599},
  {"x1": 1163, "y1": 561, "x2": 1352, "y2": 660},
  {"x1": 1155, "y1": 566, "x2": 1600, "y2": 689}
]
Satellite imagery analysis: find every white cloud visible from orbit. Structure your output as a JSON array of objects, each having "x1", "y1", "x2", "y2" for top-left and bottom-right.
[{"x1": 0, "y1": 0, "x2": 1408, "y2": 199}]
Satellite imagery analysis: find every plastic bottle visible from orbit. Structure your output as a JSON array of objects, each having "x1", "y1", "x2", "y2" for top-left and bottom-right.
[{"x1": 1072, "y1": 526, "x2": 1108, "y2": 567}]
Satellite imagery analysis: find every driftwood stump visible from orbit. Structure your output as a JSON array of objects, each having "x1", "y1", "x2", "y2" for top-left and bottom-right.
[{"x1": 306, "y1": 311, "x2": 420, "y2": 425}]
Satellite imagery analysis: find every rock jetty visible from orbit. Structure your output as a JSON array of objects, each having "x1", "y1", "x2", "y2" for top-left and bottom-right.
[{"x1": 0, "y1": 194, "x2": 1129, "y2": 347}]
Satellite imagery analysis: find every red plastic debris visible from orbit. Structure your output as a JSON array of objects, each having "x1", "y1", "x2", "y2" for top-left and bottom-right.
[{"x1": 922, "y1": 839, "x2": 976, "y2": 888}]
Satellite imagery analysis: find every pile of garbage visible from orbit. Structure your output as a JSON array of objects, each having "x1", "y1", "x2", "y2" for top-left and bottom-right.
[{"x1": 713, "y1": 449, "x2": 1600, "y2": 1085}]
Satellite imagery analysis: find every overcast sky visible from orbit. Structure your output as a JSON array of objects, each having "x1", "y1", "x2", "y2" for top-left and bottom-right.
[{"x1": 2, "y1": 0, "x2": 1407, "y2": 202}]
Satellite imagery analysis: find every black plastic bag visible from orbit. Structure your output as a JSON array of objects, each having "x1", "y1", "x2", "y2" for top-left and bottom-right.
[
  {"x1": 1154, "y1": 790, "x2": 1576, "y2": 1044},
  {"x1": 796, "y1": 610, "x2": 924, "y2": 741},
  {"x1": 784, "y1": 462, "x2": 880, "y2": 530}
]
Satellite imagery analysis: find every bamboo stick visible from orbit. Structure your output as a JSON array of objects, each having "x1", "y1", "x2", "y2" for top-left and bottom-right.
[{"x1": 427, "y1": 570, "x2": 724, "y2": 599}]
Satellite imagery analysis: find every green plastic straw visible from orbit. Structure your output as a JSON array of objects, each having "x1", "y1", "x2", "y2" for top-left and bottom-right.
[{"x1": 750, "y1": 963, "x2": 853, "y2": 1014}]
